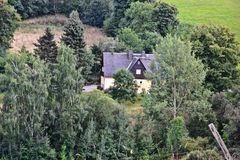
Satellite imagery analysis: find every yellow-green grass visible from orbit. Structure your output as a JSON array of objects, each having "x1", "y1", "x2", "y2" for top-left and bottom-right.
[
  {"x1": 163, "y1": 0, "x2": 240, "y2": 41},
  {"x1": 122, "y1": 96, "x2": 144, "y2": 115},
  {"x1": 11, "y1": 15, "x2": 107, "y2": 53},
  {"x1": 0, "y1": 93, "x2": 4, "y2": 104}
]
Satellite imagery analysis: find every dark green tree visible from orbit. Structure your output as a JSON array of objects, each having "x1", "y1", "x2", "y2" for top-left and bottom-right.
[
  {"x1": 191, "y1": 25, "x2": 240, "y2": 92},
  {"x1": 103, "y1": 0, "x2": 131, "y2": 36},
  {"x1": 8, "y1": 0, "x2": 50, "y2": 19},
  {"x1": 45, "y1": 44, "x2": 85, "y2": 157},
  {"x1": 61, "y1": 10, "x2": 94, "y2": 77},
  {"x1": 0, "y1": 51, "x2": 56, "y2": 159},
  {"x1": 153, "y1": 2, "x2": 179, "y2": 37},
  {"x1": 0, "y1": 2, "x2": 20, "y2": 51},
  {"x1": 91, "y1": 44, "x2": 102, "y2": 76},
  {"x1": 79, "y1": 0, "x2": 110, "y2": 27},
  {"x1": 34, "y1": 27, "x2": 58, "y2": 63},
  {"x1": 110, "y1": 69, "x2": 137, "y2": 102}
]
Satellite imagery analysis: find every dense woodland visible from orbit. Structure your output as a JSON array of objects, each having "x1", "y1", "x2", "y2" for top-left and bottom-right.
[{"x1": 0, "y1": 0, "x2": 240, "y2": 159}]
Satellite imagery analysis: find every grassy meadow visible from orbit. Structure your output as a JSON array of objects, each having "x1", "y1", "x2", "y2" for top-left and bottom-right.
[
  {"x1": 163, "y1": 0, "x2": 240, "y2": 41},
  {"x1": 11, "y1": 15, "x2": 107, "y2": 53}
]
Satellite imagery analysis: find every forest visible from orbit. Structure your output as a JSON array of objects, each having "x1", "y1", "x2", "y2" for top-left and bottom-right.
[{"x1": 0, "y1": 0, "x2": 240, "y2": 159}]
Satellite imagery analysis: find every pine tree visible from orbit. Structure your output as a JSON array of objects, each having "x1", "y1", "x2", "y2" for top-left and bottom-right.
[
  {"x1": 61, "y1": 10, "x2": 94, "y2": 77},
  {"x1": 34, "y1": 27, "x2": 58, "y2": 63}
]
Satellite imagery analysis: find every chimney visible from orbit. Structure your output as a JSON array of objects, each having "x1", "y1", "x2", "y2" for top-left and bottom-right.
[
  {"x1": 141, "y1": 51, "x2": 146, "y2": 58},
  {"x1": 128, "y1": 50, "x2": 133, "y2": 60}
]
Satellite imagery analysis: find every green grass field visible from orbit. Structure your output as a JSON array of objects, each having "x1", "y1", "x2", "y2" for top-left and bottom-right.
[{"x1": 163, "y1": 0, "x2": 240, "y2": 41}]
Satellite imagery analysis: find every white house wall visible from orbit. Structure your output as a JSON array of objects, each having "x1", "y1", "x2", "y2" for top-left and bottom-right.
[{"x1": 101, "y1": 76, "x2": 151, "y2": 93}]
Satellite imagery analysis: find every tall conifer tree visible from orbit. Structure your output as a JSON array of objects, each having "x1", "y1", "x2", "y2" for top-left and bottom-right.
[
  {"x1": 34, "y1": 27, "x2": 58, "y2": 63},
  {"x1": 61, "y1": 10, "x2": 94, "y2": 77}
]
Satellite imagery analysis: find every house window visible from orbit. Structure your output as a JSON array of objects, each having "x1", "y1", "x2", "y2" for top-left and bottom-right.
[
  {"x1": 137, "y1": 61, "x2": 141, "y2": 65},
  {"x1": 136, "y1": 69, "x2": 141, "y2": 75}
]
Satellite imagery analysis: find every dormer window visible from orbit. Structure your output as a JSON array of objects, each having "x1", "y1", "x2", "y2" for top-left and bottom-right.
[{"x1": 136, "y1": 69, "x2": 141, "y2": 75}]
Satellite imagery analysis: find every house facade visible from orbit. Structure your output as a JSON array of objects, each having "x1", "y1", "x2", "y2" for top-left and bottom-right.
[{"x1": 101, "y1": 51, "x2": 155, "y2": 93}]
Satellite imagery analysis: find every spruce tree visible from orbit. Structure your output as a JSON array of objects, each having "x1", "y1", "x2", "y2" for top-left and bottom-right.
[
  {"x1": 34, "y1": 27, "x2": 58, "y2": 63},
  {"x1": 61, "y1": 10, "x2": 94, "y2": 77}
]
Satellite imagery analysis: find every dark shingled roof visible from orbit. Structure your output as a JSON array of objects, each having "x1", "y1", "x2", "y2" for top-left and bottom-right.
[{"x1": 103, "y1": 52, "x2": 155, "y2": 77}]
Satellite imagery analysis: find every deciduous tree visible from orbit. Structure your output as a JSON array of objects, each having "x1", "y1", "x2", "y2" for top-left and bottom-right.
[
  {"x1": 47, "y1": 43, "x2": 85, "y2": 155},
  {"x1": 122, "y1": 2, "x2": 156, "y2": 34},
  {"x1": 191, "y1": 25, "x2": 240, "y2": 92},
  {"x1": 153, "y1": 2, "x2": 179, "y2": 37},
  {"x1": 117, "y1": 27, "x2": 143, "y2": 52},
  {"x1": 0, "y1": 51, "x2": 55, "y2": 159},
  {"x1": 110, "y1": 69, "x2": 137, "y2": 102},
  {"x1": 166, "y1": 116, "x2": 188, "y2": 159}
]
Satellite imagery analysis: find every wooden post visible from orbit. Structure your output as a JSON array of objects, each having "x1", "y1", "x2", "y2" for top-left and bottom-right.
[{"x1": 208, "y1": 123, "x2": 233, "y2": 160}]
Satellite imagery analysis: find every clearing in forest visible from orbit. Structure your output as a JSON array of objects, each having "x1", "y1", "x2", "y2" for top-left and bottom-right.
[{"x1": 11, "y1": 15, "x2": 107, "y2": 53}]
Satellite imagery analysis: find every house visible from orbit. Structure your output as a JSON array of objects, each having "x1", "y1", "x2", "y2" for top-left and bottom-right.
[{"x1": 101, "y1": 51, "x2": 155, "y2": 93}]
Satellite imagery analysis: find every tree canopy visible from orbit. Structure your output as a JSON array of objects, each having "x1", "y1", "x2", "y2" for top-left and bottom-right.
[
  {"x1": 110, "y1": 69, "x2": 138, "y2": 102},
  {"x1": 191, "y1": 25, "x2": 240, "y2": 92},
  {"x1": 0, "y1": 2, "x2": 20, "y2": 51}
]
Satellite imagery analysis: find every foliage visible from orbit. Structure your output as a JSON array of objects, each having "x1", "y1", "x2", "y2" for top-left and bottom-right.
[
  {"x1": 148, "y1": 35, "x2": 207, "y2": 117},
  {"x1": 91, "y1": 44, "x2": 102, "y2": 76},
  {"x1": 117, "y1": 27, "x2": 143, "y2": 52},
  {"x1": 110, "y1": 69, "x2": 138, "y2": 103},
  {"x1": 0, "y1": 2, "x2": 20, "y2": 51},
  {"x1": 78, "y1": 0, "x2": 112, "y2": 27},
  {"x1": 99, "y1": 37, "x2": 128, "y2": 52},
  {"x1": 122, "y1": 2, "x2": 156, "y2": 34},
  {"x1": 8, "y1": 0, "x2": 78, "y2": 18},
  {"x1": 46, "y1": 43, "x2": 85, "y2": 155},
  {"x1": 141, "y1": 31, "x2": 162, "y2": 53},
  {"x1": 191, "y1": 25, "x2": 240, "y2": 92},
  {"x1": 34, "y1": 27, "x2": 58, "y2": 63},
  {"x1": 185, "y1": 150, "x2": 223, "y2": 160},
  {"x1": 0, "y1": 51, "x2": 56, "y2": 159},
  {"x1": 211, "y1": 86, "x2": 240, "y2": 148},
  {"x1": 103, "y1": 0, "x2": 131, "y2": 36},
  {"x1": 153, "y1": 2, "x2": 179, "y2": 37},
  {"x1": 61, "y1": 11, "x2": 94, "y2": 78},
  {"x1": 166, "y1": 116, "x2": 188, "y2": 159}
]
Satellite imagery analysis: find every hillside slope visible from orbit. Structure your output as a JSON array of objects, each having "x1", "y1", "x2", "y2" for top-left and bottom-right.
[
  {"x1": 163, "y1": 0, "x2": 240, "y2": 41},
  {"x1": 10, "y1": 15, "x2": 107, "y2": 52}
]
